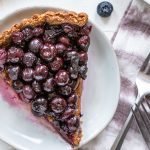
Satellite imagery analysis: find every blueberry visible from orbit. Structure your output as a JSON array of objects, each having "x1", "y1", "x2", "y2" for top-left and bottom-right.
[
  {"x1": 12, "y1": 32, "x2": 24, "y2": 45},
  {"x1": 79, "y1": 64, "x2": 88, "y2": 79},
  {"x1": 31, "y1": 98, "x2": 47, "y2": 116},
  {"x1": 43, "y1": 78, "x2": 55, "y2": 92},
  {"x1": 58, "y1": 36, "x2": 70, "y2": 46},
  {"x1": 40, "y1": 43, "x2": 57, "y2": 62},
  {"x1": 33, "y1": 27, "x2": 44, "y2": 37},
  {"x1": 49, "y1": 57, "x2": 63, "y2": 72},
  {"x1": 23, "y1": 85, "x2": 35, "y2": 99},
  {"x1": 12, "y1": 80, "x2": 24, "y2": 93},
  {"x1": 22, "y1": 68, "x2": 34, "y2": 82},
  {"x1": 34, "y1": 65, "x2": 48, "y2": 81},
  {"x1": 67, "y1": 116, "x2": 79, "y2": 133},
  {"x1": 23, "y1": 52, "x2": 37, "y2": 67},
  {"x1": 32, "y1": 80, "x2": 42, "y2": 93},
  {"x1": 22, "y1": 27, "x2": 33, "y2": 41},
  {"x1": 29, "y1": 38, "x2": 43, "y2": 53},
  {"x1": 7, "y1": 65, "x2": 20, "y2": 80},
  {"x1": 67, "y1": 93, "x2": 78, "y2": 106},
  {"x1": 61, "y1": 108, "x2": 75, "y2": 121},
  {"x1": 55, "y1": 43, "x2": 67, "y2": 55},
  {"x1": 0, "y1": 48, "x2": 7, "y2": 65},
  {"x1": 59, "y1": 85, "x2": 72, "y2": 96},
  {"x1": 78, "y1": 35, "x2": 90, "y2": 51},
  {"x1": 7, "y1": 47, "x2": 24, "y2": 63},
  {"x1": 50, "y1": 97, "x2": 67, "y2": 114},
  {"x1": 55, "y1": 70, "x2": 69, "y2": 86},
  {"x1": 97, "y1": 1, "x2": 113, "y2": 17}
]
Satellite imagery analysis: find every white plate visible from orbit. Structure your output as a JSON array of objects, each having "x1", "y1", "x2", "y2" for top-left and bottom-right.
[
  {"x1": 0, "y1": 7, "x2": 120, "y2": 150},
  {"x1": 144, "y1": 0, "x2": 150, "y2": 4}
]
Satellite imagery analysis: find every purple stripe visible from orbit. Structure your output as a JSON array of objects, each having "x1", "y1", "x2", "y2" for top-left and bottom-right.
[
  {"x1": 121, "y1": 7, "x2": 150, "y2": 36},
  {"x1": 115, "y1": 49, "x2": 144, "y2": 67},
  {"x1": 113, "y1": 99, "x2": 139, "y2": 132},
  {"x1": 111, "y1": 0, "x2": 133, "y2": 43},
  {"x1": 120, "y1": 76, "x2": 137, "y2": 97}
]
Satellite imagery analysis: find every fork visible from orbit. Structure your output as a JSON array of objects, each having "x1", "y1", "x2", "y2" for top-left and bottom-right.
[
  {"x1": 132, "y1": 95, "x2": 150, "y2": 149},
  {"x1": 111, "y1": 52, "x2": 150, "y2": 150}
]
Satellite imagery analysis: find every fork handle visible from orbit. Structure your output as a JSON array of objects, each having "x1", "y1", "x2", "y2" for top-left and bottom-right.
[
  {"x1": 111, "y1": 111, "x2": 134, "y2": 150},
  {"x1": 111, "y1": 96, "x2": 140, "y2": 150}
]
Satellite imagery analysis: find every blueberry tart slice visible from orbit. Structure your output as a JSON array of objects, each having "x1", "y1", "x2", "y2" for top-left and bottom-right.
[{"x1": 0, "y1": 11, "x2": 91, "y2": 147}]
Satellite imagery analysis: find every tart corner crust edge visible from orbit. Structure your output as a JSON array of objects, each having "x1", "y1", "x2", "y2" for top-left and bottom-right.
[{"x1": 0, "y1": 11, "x2": 88, "y2": 47}]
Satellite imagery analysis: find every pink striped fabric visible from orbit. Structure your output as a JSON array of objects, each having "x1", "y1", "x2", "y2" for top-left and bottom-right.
[{"x1": 82, "y1": 0, "x2": 150, "y2": 149}]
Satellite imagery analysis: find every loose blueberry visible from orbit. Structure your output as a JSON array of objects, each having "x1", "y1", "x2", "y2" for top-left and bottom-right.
[
  {"x1": 22, "y1": 68, "x2": 34, "y2": 82},
  {"x1": 23, "y1": 52, "x2": 37, "y2": 67},
  {"x1": 7, "y1": 47, "x2": 24, "y2": 63},
  {"x1": 34, "y1": 65, "x2": 48, "y2": 80},
  {"x1": 50, "y1": 97, "x2": 67, "y2": 114},
  {"x1": 97, "y1": 1, "x2": 113, "y2": 17},
  {"x1": 55, "y1": 70, "x2": 69, "y2": 86},
  {"x1": 32, "y1": 97, "x2": 47, "y2": 116},
  {"x1": 29, "y1": 38, "x2": 43, "y2": 53}
]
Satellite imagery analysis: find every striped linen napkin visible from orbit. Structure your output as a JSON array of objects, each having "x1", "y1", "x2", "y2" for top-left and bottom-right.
[{"x1": 81, "y1": 0, "x2": 150, "y2": 149}]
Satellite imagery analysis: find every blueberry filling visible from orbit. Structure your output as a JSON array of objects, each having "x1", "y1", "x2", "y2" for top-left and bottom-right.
[{"x1": 0, "y1": 23, "x2": 91, "y2": 135}]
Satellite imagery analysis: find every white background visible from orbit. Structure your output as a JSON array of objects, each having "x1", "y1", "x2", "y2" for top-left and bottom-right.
[{"x1": 0, "y1": 0, "x2": 133, "y2": 149}]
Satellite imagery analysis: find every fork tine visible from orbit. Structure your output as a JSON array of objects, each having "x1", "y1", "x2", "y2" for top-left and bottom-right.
[
  {"x1": 140, "y1": 53, "x2": 150, "y2": 72},
  {"x1": 135, "y1": 104, "x2": 150, "y2": 134},
  {"x1": 145, "y1": 97, "x2": 150, "y2": 109},
  {"x1": 132, "y1": 106, "x2": 150, "y2": 149},
  {"x1": 141, "y1": 102, "x2": 150, "y2": 123}
]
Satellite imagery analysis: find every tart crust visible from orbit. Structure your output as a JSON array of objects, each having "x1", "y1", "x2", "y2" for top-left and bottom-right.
[
  {"x1": 0, "y1": 11, "x2": 88, "y2": 46},
  {"x1": 0, "y1": 10, "x2": 87, "y2": 146}
]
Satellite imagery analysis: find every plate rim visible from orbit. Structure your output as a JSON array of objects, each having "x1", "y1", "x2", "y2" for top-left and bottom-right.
[{"x1": 0, "y1": 6, "x2": 120, "y2": 149}]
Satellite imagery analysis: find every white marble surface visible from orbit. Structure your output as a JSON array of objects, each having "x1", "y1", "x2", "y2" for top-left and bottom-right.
[{"x1": 0, "y1": 0, "x2": 132, "y2": 149}]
